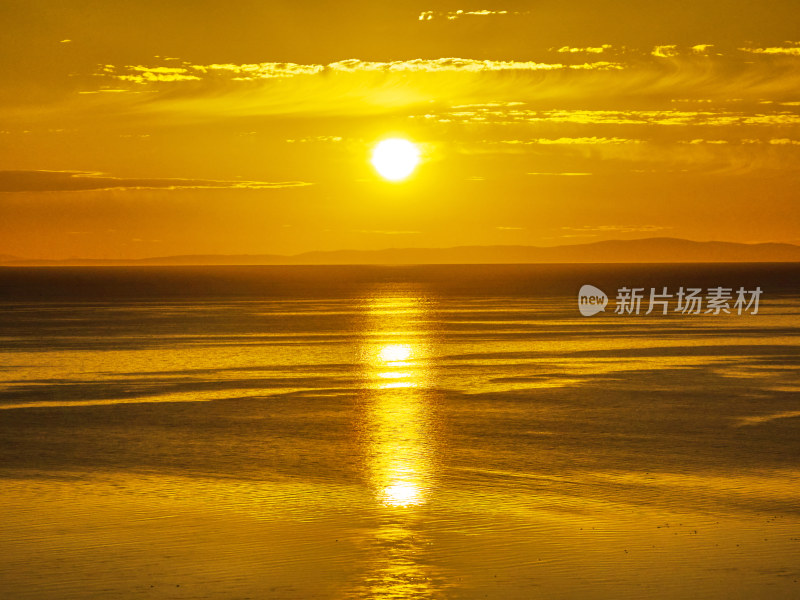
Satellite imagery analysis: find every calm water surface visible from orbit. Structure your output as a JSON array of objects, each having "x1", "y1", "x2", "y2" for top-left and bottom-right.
[{"x1": 0, "y1": 264, "x2": 799, "y2": 599}]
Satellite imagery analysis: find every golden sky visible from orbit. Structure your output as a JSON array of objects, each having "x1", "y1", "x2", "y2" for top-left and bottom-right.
[{"x1": 1, "y1": 0, "x2": 799, "y2": 259}]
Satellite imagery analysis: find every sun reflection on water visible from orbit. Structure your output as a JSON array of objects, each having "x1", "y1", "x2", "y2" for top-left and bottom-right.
[
  {"x1": 369, "y1": 378, "x2": 427, "y2": 508},
  {"x1": 354, "y1": 289, "x2": 443, "y2": 597},
  {"x1": 374, "y1": 343, "x2": 418, "y2": 390},
  {"x1": 379, "y1": 343, "x2": 413, "y2": 364},
  {"x1": 360, "y1": 294, "x2": 434, "y2": 509}
]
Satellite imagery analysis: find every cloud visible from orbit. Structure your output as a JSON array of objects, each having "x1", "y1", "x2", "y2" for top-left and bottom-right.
[
  {"x1": 739, "y1": 46, "x2": 800, "y2": 56},
  {"x1": 467, "y1": 133, "x2": 800, "y2": 175},
  {"x1": 353, "y1": 230, "x2": 421, "y2": 235},
  {"x1": 285, "y1": 136, "x2": 343, "y2": 143},
  {"x1": 556, "y1": 45, "x2": 611, "y2": 54},
  {"x1": 64, "y1": 57, "x2": 626, "y2": 125},
  {"x1": 182, "y1": 58, "x2": 615, "y2": 80},
  {"x1": 424, "y1": 107, "x2": 800, "y2": 127},
  {"x1": 418, "y1": 10, "x2": 525, "y2": 21},
  {"x1": 0, "y1": 171, "x2": 312, "y2": 193},
  {"x1": 768, "y1": 138, "x2": 800, "y2": 145},
  {"x1": 74, "y1": 50, "x2": 796, "y2": 123},
  {"x1": 77, "y1": 89, "x2": 133, "y2": 95},
  {"x1": 680, "y1": 139, "x2": 729, "y2": 145},
  {"x1": 652, "y1": 45, "x2": 679, "y2": 58},
  {"x1": 527, "y1": 172, "x2": 592, "y2": 176},
  {"x1": 327, "y1": 58, "x2": 599, "y2": 73},
  {"x1": 691, "y1": 44, "x2": 714, "y2": 55},
  {"x1": 561, "y1": 225, "x2": 671, "y2": 237},
  {"x1": 103, "y1": 58, "x2": 618, "y2": 85},
  {"x1": 500, "y1": 137, "x2": 640, "y2": 145},
  {"x1": 115, "y1": 66, "x2": 202, "y2": 83},
  {"x1": 189, "y1": 62, "x2": 325, "y2": 79}
]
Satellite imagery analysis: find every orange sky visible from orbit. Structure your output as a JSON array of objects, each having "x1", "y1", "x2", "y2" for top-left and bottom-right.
[{"x1": 1, "y1": 1, "x2": 799, "y2": 259}]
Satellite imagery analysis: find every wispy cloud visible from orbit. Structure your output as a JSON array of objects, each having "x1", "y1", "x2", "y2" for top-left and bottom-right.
[
  {"x1": 562, "y1": 225, "x2": 670, "y2": 232},
  {"x1": 64, "y1": 57, "x2": 627, "y2": 124},
  {"x1": 766, "y1": 138, "x2": 800, "y2": 145},
  {"x1": 0, "y1": 171, "x2": 312, "y2": 193},
  {"x1": 55, "y1": 48, "x2": 796, "y2": 126},
  {"x1": 189, "y1": 62, "x2": 325, "y2": 79},
  {"x1": 285, "y1": 136, "x2": 343, "y2": 143},
  {"x1": 418, "y1": 10, "x2": 525, "y2": 21},
  {"x1": 691, "y1": 44, "x2": 715, "y2": 55},
  {"x1": 500, "y1": 137, "x2": 640, "y2": 145},
  {"x1": 422, "y1": 107, "x2": 800, "y2": 127},
  {"x1": 527, "y1": 172, "x2": 592, "y2": 176},
  {"x1": 652, "y1": 45, "x2": 679, "y2": 58},
  {"x1": 555, "y1": 45, "x2": 611, "y2": 54},
  {"x1": 104, "y1": 58, "x2": 620, "y2": 84},
  {"x1": 326, "y1": 58, "x2": 621, "y2": 73},
  {"x1": 115, "y1": 66, "x2": 202, "y2": 83},
  {"x1": 738, "y1": 45, "x2": 800, "y2": 56},
  {"x1": 560, "y1": 225, "x2": 671, "y2": 238},
  {"x1": 353, "y1": 230, "x2": 421, "y2": 235}
]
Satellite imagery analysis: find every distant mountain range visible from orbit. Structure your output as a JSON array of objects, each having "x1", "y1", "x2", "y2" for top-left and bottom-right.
[{"x1": 1, "y1": 238, "x2": 799, "y2": 266}]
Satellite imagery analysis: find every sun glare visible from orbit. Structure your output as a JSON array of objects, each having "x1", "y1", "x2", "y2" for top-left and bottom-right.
[
  {"x1": 378, "y1": 343, "x2": 413, "y2": 364},
  {"x1": 371, "y1": 138, "x2": 420, "y2": 181}
]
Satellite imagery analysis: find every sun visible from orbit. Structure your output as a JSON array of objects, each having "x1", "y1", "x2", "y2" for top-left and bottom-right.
[{"x1": 371, "y1": 138, "x2": 420, "y2": 181}]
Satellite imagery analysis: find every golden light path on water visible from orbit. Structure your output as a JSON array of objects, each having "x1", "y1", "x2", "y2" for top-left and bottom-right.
[
  {"x1": 363, "y1": 298, "x2": 431, "y2": 508},
  {"x1": 356, "y1": 289, "x2": 440, "y2": 597},
  {"x1": 372, "y1": 340, "x2": 424, "y2": 508}
]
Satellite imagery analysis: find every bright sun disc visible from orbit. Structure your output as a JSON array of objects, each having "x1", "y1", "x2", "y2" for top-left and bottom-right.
[{"x1": 371, "y1": 138, "x2": 420, "y2": 181}]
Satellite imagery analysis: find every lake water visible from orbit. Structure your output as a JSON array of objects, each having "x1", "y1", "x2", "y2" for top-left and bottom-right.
[{"x1": 1, "y1": 264, "x2": 799, "y2": 599}]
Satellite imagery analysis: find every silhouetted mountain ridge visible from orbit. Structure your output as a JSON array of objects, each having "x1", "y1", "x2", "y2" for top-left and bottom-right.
[{"x1": 1, "y1": 238, "x2": 799, "y2": 266}]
